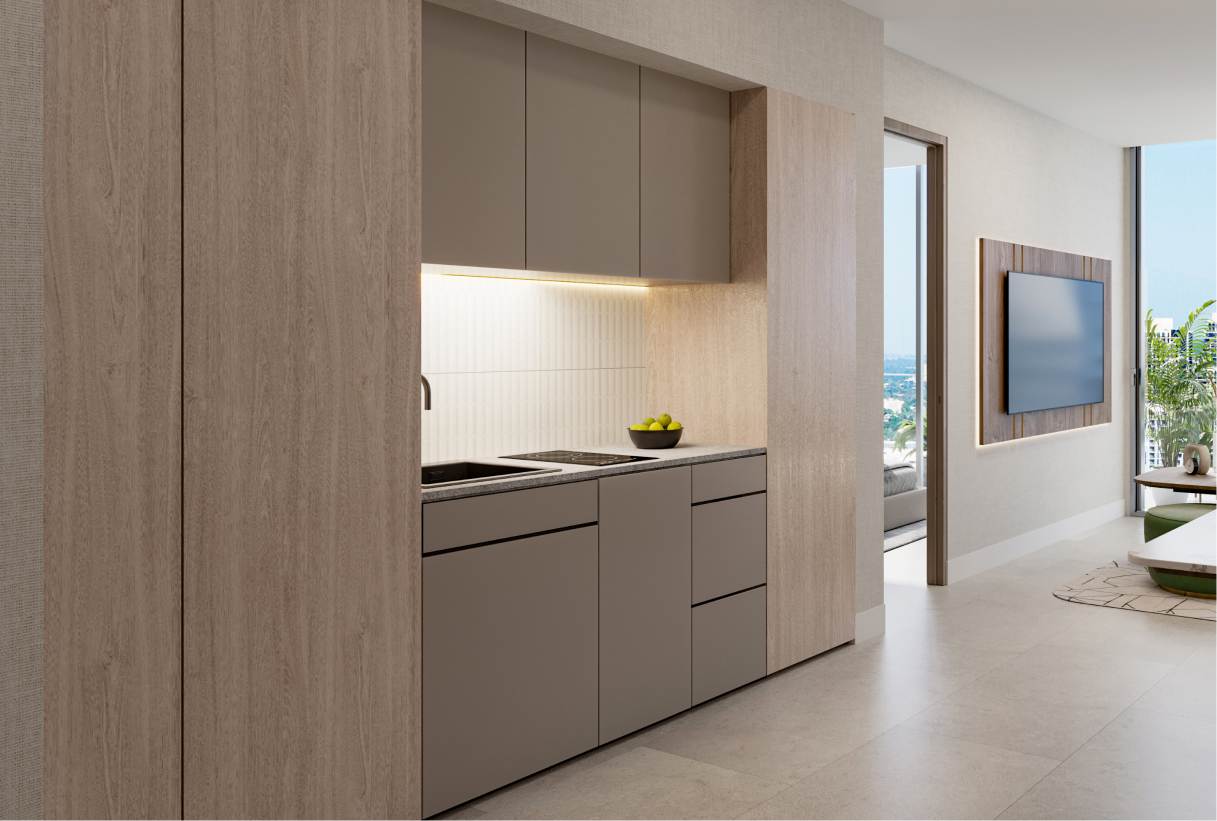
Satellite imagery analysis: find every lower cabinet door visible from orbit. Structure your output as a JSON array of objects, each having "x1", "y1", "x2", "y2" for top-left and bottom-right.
[
  {"x1": 423, "y1": 526, "x2": 599, "y2": 816},
  {"x1": 692, "y1": 586, "x2": 766, "y2": 705},
  {"x1": 598, "y1": 467, "x2": 692, "y2": 743}
]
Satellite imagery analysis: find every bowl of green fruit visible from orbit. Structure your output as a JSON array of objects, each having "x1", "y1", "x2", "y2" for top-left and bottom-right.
[{"x1": 628, "y1": 413, "x2": 684, "y2": 449}]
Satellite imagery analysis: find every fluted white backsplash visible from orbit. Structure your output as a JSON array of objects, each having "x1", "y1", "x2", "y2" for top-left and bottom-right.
[{"x1": 421, "y1": 273, "x2": 649, "y2": 462}]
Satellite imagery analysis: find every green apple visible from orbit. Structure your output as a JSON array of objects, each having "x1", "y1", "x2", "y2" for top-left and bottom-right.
[
  {"x1": 657, "y1": 412, "x2": 672, "y2": 427},
  {"x1": 642, "y1": 417, "x2": 656, "y2": 425},
  {"x1": 629, "y1": 423, "x2": 648, "y2": 431},
  {"x1": 667, "y1": 421, "x2": 682, "y2": 431},
  {"x1": 648, "y1": 421, "x2": 665, "y2": 431}
]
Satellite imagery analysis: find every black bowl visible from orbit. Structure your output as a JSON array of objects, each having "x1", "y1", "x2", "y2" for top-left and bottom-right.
[{"x1": 627, "y1": 426, "x2": 684, "y2": 449}]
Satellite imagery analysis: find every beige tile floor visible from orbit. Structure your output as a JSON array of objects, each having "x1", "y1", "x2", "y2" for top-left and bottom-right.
[{"x1": 439, "y1": 517, "x2": 1216, "y2": 820}]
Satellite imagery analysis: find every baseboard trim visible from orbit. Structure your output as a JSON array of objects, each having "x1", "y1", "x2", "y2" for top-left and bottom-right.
[
  {"x1": 854, "y1": 603, "x2": 886, "y2": 642},
  {"x1": 948, "y1": 499, "x2": 1125, "y2": 583}
]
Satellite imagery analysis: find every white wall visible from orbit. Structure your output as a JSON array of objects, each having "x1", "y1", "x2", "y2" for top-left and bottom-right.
[
  {"x1": 421, "y1": 273, "x2": 649, "y2": 462},
  {"x1": 436, "y1": 0, "x2": 888, "y2": 619},
  {"x1": 884, "y1": 49, "x2": 1130, "y2": 564}
]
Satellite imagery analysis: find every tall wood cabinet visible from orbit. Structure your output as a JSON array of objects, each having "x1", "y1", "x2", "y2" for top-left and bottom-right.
[{"x1": 181, "y1": 1, "x2": 422, "y2": 817}]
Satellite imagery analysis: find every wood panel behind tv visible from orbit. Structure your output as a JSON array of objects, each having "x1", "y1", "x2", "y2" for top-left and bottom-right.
[{"x1": 979, "y1": 238, "x2": 1112, "y2": 445}]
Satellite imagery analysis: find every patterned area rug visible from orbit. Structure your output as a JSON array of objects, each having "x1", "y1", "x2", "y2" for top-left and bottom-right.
[{"x1": 1054, "y1": 561, "x2": 1215, "y2": 621}]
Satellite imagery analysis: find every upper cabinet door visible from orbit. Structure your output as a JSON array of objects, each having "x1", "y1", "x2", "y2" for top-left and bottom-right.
[
  {"x1": 640, "y1": 69, "x2": 730, "y2": 282},
  {"x1": 526, "y1": 34, "x2": 639, "y2": 276},
  {"x1": 423, "y1": 4, "x2": 525, "y2": 269}
]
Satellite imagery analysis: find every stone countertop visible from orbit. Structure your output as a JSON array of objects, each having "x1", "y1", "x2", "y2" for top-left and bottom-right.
[{"x1": 421, "y1": 443, "x2": 765, "y2": 502}]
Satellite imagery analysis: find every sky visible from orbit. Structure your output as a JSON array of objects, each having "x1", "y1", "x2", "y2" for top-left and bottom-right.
[
  {"x1": 883, "y1": 163, "x2": 923, "y2": 358},
  {"x1": 1142, "y1": 140, "x2": 1217, "y2": 325}
]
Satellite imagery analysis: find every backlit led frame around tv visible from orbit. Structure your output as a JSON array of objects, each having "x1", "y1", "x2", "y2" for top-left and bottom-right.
[{"x1": 979, "y1": 238, "x2": 1112, "y2": 445}]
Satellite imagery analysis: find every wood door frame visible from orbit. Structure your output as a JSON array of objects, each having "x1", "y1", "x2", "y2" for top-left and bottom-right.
[{"x1": 884, "y1": 117, "x2": 948, "y2": 585}]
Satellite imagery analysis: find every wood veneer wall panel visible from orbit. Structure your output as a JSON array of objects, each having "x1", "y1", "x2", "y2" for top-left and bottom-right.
[
  {"x1": 979, "y1": 238, "x2": 1111, "y2": 444},
  {"x1": 43, "y1": 1, "x2": 182, "y2": 816},
  {"x1": 183, "y1": 1, "x2": 422, "y2": 817},
  {"x1": 979, "y1": 238, "x2": 1016, "y2": 444},
  {"x1": 1092, "y1": 256, "x2": 1113, "y2": 425},
  {"x1": 763, "y1": 88, "x2": 856, "y2": 672}
]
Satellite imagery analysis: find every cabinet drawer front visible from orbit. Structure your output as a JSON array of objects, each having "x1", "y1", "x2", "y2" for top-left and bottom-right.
[
  {"x1": 691, "y1": 455, "x2": 766, "y2": 503},
  {"x1": 692, "y1": 493, "x2": 766, "y2": 604},
  {"x1": 423, "y1": 480, "x2": 597, "y2": 553},
  {"x1": 692, "y1": 586, "x2": 766, "y2": 705},
  {"x1": 423, "y1": 527, "x2": 599, "y2": 816}
]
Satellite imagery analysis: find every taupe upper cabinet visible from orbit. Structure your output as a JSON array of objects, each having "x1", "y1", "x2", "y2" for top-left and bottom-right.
[
  {"x1": 423, "y1": 4, "x2": 525, "y2": 268},
  {"x1": 526, "y1": 34, "x2": 640, "y2": 277},
  {"x1": 421, "y1": 5, "x2": 730, "y2": 282},
  {"x1": 640, "y1": 68, "x2": 729, "y2": 282}
]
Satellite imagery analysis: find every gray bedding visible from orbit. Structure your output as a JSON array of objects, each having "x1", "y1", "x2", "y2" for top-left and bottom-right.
[{"x1": 883, "y1": 463, "x2": 917, "y2": 497}]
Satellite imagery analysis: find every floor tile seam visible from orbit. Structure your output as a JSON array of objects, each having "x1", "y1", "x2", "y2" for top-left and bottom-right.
[
  {"x1": 1036, "y1": 636, "x2": 1206, "y2": 672},
  {"x1": 632, "y1": 743, "x2": 797, "y2": 790},
  {"x1": 991, "y1": 693, "x2": 1173, "y2": 819},
  {"x1": 723, "y1": 716, "x2": 911, "y2": 816}
]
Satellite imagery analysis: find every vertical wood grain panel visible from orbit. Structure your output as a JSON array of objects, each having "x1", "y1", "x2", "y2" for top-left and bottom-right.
[
  {"x1": 1092, "y1": 256, "x2": 1113, "y2": 425},
  {"x1": 979, "y1": 238, "x2": 1015, "y2": 444},
  {"x1": 183, "y1": 1, "x2": 421, "y2": 817},
  {"x1": 43, "y1": 1, "x2": 182, "y2": 816},
  {"x1": 764, "y1": 88, "x2": 856, "y2": 672},
  {"x1": 979, "y1": 238, "x2": 1111, "y2": 445},
  {"x1": 1, "y1": 1, "x2": 43, "y2": 815}
]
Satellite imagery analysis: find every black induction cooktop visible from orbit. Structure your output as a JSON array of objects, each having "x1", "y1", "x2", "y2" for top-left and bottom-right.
[{"x1": 503, "y1": 450, "x2": 657, "y2": 467}]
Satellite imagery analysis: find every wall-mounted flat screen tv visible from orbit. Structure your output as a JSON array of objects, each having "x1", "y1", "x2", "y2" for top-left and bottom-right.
[{"x1": 1006, "y1": 271, "x2": 1104, "y2": 414}]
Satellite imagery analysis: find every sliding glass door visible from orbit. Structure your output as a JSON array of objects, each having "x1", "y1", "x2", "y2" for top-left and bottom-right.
[{"x1": 1136, "y1": 140, "x2": 1216, "y2": 508}]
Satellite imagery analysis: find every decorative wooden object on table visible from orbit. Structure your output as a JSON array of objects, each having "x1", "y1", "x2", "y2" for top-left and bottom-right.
[
  {"x1": 1134, "y1": 466, "x2": 1216, "y2": 495},
  {"x1": 978, "y1": 238, "x2": 1112, "y2": 445}
]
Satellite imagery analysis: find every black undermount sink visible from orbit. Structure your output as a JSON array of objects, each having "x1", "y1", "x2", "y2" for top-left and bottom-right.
[{"x1": 421, "y1": 461, "x2": 556, "y2": 488}]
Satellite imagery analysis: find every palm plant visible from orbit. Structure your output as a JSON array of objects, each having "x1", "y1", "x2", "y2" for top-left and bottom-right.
[
  {"x1": 892, "y1": 415, "x2": 926, "y2": 459},
  {"x1": 1144, "y1": 299, "x2": 1216, "y2": 467}
]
